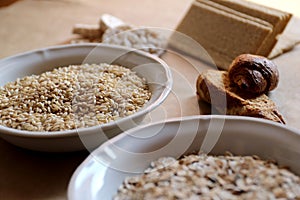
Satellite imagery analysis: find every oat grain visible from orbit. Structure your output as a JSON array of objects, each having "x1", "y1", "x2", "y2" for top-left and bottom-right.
[{"x1": 114, "y1": 154, "x2": 300, "y2": 200}]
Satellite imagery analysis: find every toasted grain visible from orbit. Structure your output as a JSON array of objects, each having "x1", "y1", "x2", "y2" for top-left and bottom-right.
[{"x1": 0, "y1": 63, "x2": 151, "y2": 132}]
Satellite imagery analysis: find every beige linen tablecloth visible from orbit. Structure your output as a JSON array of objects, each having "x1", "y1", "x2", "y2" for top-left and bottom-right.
[{"x1": 0, "y1": 0, "x2": 300, "y2": 199}]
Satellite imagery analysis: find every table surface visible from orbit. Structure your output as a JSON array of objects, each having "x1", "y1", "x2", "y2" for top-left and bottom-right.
[{"x1": 0, "y1": 0, "x2": 300, "y2": 199}]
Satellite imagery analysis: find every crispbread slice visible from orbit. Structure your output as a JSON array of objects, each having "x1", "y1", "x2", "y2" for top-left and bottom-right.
[
  {"x1": 99, "y1": 14, "x2": 125, "y2": 32},
  {"x1": 206, "y1": 0, "x2": 292, "y2": 56},
  {"x1": 196, "y1": 70, "x2": 285, "y2": 123},
  {"x1": 199, "y1": 0, "x2": 273, "y2": 29},
  {"x1": 199, "y1": 0, "x2": 273, "y2": 56},
  {"x1": 171, "y1": 0, "x2": 272, "y2": 69}
]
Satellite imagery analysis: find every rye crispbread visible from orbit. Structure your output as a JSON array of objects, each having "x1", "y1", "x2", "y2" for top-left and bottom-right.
[
  {"x1": 196, "y1": 70, "x2": 285, "y2": 123},
  {"x1": 170, "y1": 0, "x2": 292, "y2": 69}
]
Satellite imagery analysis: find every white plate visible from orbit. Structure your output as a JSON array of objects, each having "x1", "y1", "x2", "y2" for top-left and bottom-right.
[
  {"x1": 68, "y1": 115, "x2": 300, "y2": 200},
  {"x1": 0, "y1": 44, "x2": 172, "y2": 152}
]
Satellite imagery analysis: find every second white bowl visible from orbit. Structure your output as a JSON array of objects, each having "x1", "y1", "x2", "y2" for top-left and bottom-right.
[{"x1": 68, "y1": 115, "x2": 300, "y2": 200}]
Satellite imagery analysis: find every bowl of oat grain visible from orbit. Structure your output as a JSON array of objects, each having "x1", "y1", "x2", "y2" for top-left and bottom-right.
[
  {"x1": 68, "y1": 115, "x2": 300, "y2": 200},
  {"x1": 0, "y1": 44, "x2": 172, "y2": 152}
]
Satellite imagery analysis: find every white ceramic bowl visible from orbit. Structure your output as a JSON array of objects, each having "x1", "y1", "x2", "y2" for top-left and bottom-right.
[
  {"x1": 0, "y1": 44, "x2": 172, "y2": 152},
  {"x1": 68, "y1": 115, "x2": 300, "y2": 200}
]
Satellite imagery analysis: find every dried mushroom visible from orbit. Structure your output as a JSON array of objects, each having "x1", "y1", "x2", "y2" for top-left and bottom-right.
[{"x1": 228, "y1": 54, "x2": 279, "y2": 95}]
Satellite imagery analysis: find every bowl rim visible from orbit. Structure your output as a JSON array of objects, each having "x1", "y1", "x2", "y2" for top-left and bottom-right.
[
  {"x1": 0, "y1": 43, "x2": 173, "y2": 138},
  {"x1": 86, "y1": 115, "x2": 300, "y2": 154}
]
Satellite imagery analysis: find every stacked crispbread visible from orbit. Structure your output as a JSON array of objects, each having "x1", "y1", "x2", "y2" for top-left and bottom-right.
[{"x1": 170, "y1": 0, "x2": 292, "y2": 69}]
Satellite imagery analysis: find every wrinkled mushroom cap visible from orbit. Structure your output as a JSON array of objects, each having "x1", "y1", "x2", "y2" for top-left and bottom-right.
[{"x1": 228, "y1": 54, "x2": 279, "y2": 95}]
